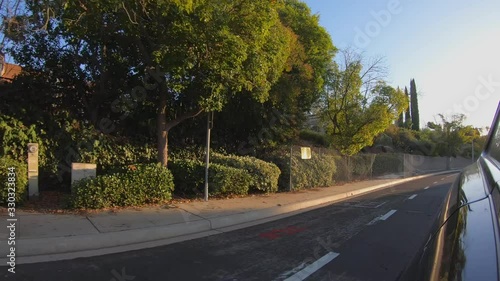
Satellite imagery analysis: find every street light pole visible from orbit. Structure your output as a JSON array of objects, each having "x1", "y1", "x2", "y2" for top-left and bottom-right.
[{"x1": 204, "y1": 112, "x2": 213, "y2": 202}]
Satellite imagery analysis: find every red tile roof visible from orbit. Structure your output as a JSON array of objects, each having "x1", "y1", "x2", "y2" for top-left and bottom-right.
[{"x1": 1, "y1": 63, "x2": 22, "y2": 81}]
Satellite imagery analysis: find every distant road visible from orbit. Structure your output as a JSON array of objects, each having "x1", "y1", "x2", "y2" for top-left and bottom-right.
[{"x1": 2, "y1": 174, "x2": 457, "y2": 281}]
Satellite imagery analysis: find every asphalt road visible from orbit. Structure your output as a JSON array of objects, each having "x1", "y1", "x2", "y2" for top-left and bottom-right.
[{"x1": 2, "y1": 173, "x2": 457, "y2": 281}]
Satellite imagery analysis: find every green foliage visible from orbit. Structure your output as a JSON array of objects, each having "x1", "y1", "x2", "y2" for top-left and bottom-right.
[
  {"x1": 262, "y1": 148, "x2": 336, "y2": 191},
  {"x1": 69, "y1": 163, "x2": 174, "y2": 209},
  {"x1": 209, "y1": 164, "x2": 252, "y2": 196},
  {"x1": 0, "y1": 114, "x2": 47, "y2": 165},
  {"x1": 299, "y1": 130, "x2": 330, "y2": 147},
  {"x1": 404, "y1": 87, "x2": 412, "y2": 129},
  {"x1": 168, "y1": 159, "x2": 205, "y2": 195},
  {"x1": 425, "y1": 114, "x2": 477, "y2": 158},
  {"x1": 378, "y1": 125, "x2": 436, "y2": 155},
  {"x1": 319, "y1": 51, "x2": 408, "y2": 155},
  {"x1": 0, "y1": 157, "x2": 28, "y2": 205},
  {"x1": 291, "y1": 154, "x2": 337, "y2": 190},
  {"x1": 169, "y1": 159, "x2": 251, "y2": 196},
  {"x1": 410, "y1": 79, "x2": 420, "y2": 131},
  {"x1": 211, "y1": 153, "x2": 281, "y2": 193}
]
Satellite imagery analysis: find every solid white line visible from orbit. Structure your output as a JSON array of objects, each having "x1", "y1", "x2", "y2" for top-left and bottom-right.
[
  {"x1": 283, "y1": 252, "x2": 340, "y2": 281},
  {"x1": 379, "y1": 209, "x2": 397, "y2": 221},
  {"x1": 424, "y1": 186, "x2": 430, "y2": 190},
  {"x1": 408, "y1": 194, "x2": 418, "y2": 200}
]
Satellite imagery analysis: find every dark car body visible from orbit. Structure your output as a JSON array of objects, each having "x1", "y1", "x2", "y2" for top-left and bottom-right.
[{"x1": 399, "y1": 103, "x2": 500, "y2": 281}]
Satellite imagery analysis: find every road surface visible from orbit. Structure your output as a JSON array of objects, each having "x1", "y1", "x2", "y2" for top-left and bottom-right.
[{"x1": 1, "y1": 173, "x2": 457, "y2": 281}]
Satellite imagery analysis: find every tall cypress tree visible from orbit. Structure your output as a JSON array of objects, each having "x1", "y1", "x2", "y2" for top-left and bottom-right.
[
  {"x1": 404, "y1": 86, "x2": 411, "y2": 129},
  {"x1": 410, "y1": 79, "x2": 420, "y2": 131},
  {"x1": 396, "y1": 87, "x2": 404, "y2": 127}
]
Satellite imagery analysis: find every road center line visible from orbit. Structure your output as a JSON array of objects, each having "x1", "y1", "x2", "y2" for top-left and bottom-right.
[
  {"x1": 283, "y1": 252, "x2": 340, "y2": 281},
  {"x1": 408, "y1": 194, "x2": 418, "y2": 200},
  {"x1": 424, "y1": 186, "x2": 430, "y2": 190}
]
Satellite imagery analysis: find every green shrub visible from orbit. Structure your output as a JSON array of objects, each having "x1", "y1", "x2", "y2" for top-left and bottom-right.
[
  {"x1": 262, "y1": 149, "x2": 336, "y2": 191},
  {"x1": 211, "y1": 153, "x2": 280, "y2": 193},
  {"x1": 0, "y1": 114, "x2": 48, "y2": 166},
  {"x1": 299, "y1": 130, "x2": 330, "y2": 147},
  {"x1": 209, "y1": 164, "x2": 252, "y2": 196},
  {"x1": 69, "y1": 163, "x2": 174, "y2": 209},
  {"x1": 0, "y1": 158, "x2": 28, "y2": 205},
  {"x1": 169, "y1": 159, "x2": 251, "y2": 196},
  {"x1": 291, "y1": 154, "x2": 337, "y2": 190},
  {"x1": 168, "y1": 159, "x2": 205, "y2": 195}
]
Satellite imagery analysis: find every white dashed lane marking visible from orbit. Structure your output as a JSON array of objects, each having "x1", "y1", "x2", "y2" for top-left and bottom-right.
[
  {"x1": 281, "y1": 252, "x2": 340, "y2": 281},
  {"x1": 408, "y1": 194, "x2": 418, "y2": 200},
  {"x1": 367, "y1": 210, "x2": 398, "y2": 225}
]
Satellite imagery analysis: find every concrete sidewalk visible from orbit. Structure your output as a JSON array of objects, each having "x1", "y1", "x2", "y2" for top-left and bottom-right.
[{"x1": 0, "y1": 171, "x2": 458, "y2": 264}]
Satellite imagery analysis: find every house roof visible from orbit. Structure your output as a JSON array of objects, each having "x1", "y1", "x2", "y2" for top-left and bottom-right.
[{"x1": 1, "y1": 62, "x2": 22, "y2": 81}]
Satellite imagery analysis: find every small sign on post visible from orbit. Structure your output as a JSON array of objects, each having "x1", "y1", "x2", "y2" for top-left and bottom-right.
[
  {"x1": 301, "y1": 147, "x2": 312, "y2": 160},
  {"x1": 27, "y1": 143, "x2": 39, "y2": 198}
]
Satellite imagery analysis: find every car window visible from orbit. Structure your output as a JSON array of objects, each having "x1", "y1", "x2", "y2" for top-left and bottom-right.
[{"x1": 487, "y1": 104, "x2": 500, "y2": 163}]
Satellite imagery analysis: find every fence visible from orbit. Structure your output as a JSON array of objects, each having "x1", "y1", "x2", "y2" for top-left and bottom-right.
[{"x1": 261, "y1": 145, "x2": 472, "y2": 191}]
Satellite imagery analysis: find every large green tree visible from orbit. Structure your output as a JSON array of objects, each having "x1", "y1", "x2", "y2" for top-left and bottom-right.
[
  {"x1": 207, "y1": 0, "x2": 336, "y2": 153},
  {"x1": 6, "y1": 0, "x2": 297, "y2": 166},
  {"x1": 319, "y1": 50, "x2": 407, "y2": 155}
]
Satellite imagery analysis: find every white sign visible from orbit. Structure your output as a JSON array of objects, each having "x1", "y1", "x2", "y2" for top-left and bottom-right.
[{"x1": 301, "y1": 147, "x2": 312, "y2": 160}]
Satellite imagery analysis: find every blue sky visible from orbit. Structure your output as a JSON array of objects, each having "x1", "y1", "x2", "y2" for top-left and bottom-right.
[{"x1": 303, "y1": 0, "x2": 500, "y2": 131}]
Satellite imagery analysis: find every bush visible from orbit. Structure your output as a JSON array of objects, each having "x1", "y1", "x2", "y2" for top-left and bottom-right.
[
  {"x1": 262, "y1": 148, "x2": 336, "y2": 191},
  {"x1": 291, "y1": 154, "x2": 337, "y2": 190},
  {"x1": 299, "y1": 130, "x2": 330, "y2": 147},
  {"x1": 0, "y1": 114, "x2": 48, "y2": 166},
  {"x1": 168, "y1": 159, "x2": 205, "y2": 195},
  {"x1": 69, "y1": 163, "x2": 174, "y2": 209},
  {"x1": 0, "y1": 158, "x2": 28, "y2": 205},
  {"x1": 169, "y1": 159, "x2": 251, "y2": 196},
  {"x1": 209, "y1": 164, "x2": 252, "y2": 196},
  {"x1": 211, "y1": 153, "x2": 281, "y2": 193}
]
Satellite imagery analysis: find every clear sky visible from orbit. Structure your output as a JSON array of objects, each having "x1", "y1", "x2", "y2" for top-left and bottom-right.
[{"x1": 303, "y1": 0, "x2": 500, "y2": 131}]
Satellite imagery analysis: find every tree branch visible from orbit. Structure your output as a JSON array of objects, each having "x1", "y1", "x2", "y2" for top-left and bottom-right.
[{"x1": 165, "y1": 108, "x2": 204, "y2": 131}]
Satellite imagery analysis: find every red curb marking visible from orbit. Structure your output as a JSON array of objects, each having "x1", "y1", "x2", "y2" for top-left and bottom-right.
[{"x1": 259, "y1": 226, "x2": 306, "y2": 240}]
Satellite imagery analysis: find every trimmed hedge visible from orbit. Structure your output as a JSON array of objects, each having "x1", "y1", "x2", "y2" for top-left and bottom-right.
[
  {"x1": 69, "y1": 163, "x2": 174, "y2": 209},
  {"x1": 169, "y1": 159, "x2": 252, "y2": 196},
  {"x1": 0, "y1": 158, "x2": 28, "y2": 205},
  {"x1": 262, "y1": 149, "x2": 336, "y2": 191},
  {"x1": 211, "y1": 153, "x2": 281, "y2": 193},
  {"x1": 209, "y1": 164, "x2": 252, "y2": 196},
  {"x1": 168, "y1": 159, "x2": 205, "y2": 195}
]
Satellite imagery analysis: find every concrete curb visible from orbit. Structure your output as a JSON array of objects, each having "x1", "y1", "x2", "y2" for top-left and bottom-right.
[
  {"x1": 3, "y1": 170, "x2": 459, "y2": 263},
  {"x1": 16, "y1": 219, "x2": 212, "y2": 257}
]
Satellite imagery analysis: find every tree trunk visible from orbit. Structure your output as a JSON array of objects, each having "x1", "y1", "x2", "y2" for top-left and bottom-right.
[{"x1": 157, "y1": 89, "x2": 169, "y2": 167}]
